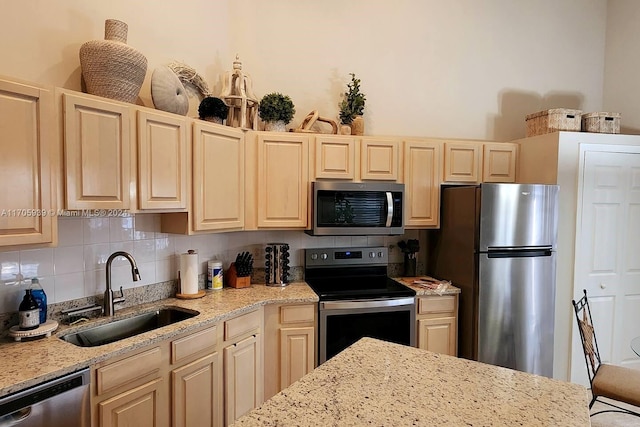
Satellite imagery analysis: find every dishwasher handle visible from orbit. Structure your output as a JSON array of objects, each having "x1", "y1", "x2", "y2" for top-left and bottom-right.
[{"x1": 0, "y1": 407, "x2": 31, "y2": 426}]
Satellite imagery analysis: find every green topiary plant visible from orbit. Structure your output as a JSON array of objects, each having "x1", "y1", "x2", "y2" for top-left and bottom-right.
[
  {"x1": 258, "y1": 92, "x2": 296, "y2": 124},
  {"x1": 339, "y1": 73, "x2": 366, "y2": 125},
  {"x1": 198, "y1": 96, "x2": 229, "y2": 122}
]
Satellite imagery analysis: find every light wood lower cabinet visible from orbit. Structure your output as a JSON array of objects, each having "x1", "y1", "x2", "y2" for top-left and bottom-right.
[
  {"x1": 91, "y1": 324, "x2": 223, "y2": 427},
  {"x1": 264, "y1": 304, "x2": 316, "y2": 400},
  {"x1": 222, "y1": 308, "x2": 263, "y2": 425},
  {"x1": 224, "y1": 334, "x2": 262, "y2": 425},
  {"x1": 0, "y1": 77, "x2": 56, "y2": 247},
  {"x1": 172, "y1": 352, "x2": 222, "y2": 427},
  {"x1": 416, "y1": 294, "x2": 458, "y2": 356},
  {"x1": 98, "y1": 378, "x2": 167, "y2": 427}
]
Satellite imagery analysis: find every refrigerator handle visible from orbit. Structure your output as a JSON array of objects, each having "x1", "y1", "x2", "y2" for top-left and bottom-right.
[
  {"x1": 487, "y1": 248, "x2": 553, "y2": 258},
  {"x1": 385, "y1": 192, "x2": 393, "y2": 227}
]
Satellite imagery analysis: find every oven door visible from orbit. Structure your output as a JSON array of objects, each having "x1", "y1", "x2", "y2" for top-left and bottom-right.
[{"x1": 318, "y1": 298, "x2": 416, "y2": 364}]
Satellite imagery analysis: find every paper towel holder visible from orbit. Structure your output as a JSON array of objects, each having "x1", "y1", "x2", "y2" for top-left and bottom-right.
[{"x1": 176, "y1": 249, "x2": 206, "y2": 299}]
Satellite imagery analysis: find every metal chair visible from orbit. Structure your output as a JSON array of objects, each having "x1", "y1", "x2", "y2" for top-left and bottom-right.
[{"x1": 572, "y1": 289, "x2": 640, "y2": 418}]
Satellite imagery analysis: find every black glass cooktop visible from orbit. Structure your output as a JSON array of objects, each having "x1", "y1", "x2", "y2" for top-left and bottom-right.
[{"x1": 304, "y1": 265, "x2": 415, "y2": 301}]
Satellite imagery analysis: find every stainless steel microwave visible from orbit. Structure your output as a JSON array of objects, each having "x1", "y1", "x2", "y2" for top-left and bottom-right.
[{"x1": 306, "y1": 181, "x2": 404, "y2": 236}]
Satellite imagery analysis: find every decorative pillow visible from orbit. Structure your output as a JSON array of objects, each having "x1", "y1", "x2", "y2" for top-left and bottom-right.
[{"x1": 151, "y1": 65, "x2": 189, "y2": 115}]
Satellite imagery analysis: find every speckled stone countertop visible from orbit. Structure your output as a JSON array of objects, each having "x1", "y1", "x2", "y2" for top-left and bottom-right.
[
  {"x1": 393, "y1": 276, "x2": 461, "y2": 296},
  {"x1": 233, "y1": 337, "x2": 590, "y2": 427},
  {"x1": 0, "y1": 283, "x2": 318, "y2": 398}
]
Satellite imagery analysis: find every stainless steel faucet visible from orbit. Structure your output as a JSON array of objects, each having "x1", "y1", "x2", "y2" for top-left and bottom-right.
[{"x1": 104, "y1": 251, "x2": 140, "y2": 316}]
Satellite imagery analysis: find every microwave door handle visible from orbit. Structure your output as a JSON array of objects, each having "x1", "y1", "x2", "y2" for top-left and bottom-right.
[{"x1": 385, "y1": 192, "x2": 393, "y2": 227}]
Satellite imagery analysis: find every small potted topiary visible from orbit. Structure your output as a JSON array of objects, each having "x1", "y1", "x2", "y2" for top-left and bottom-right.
[
  {"x1": 258, "y1": 92, "x2": 296, "y2": 132},
  {"x1": 198, "y1": 96, "x2": 229, "y2": 124},
  {"x1": 339, "y1": 73, "x2": 366, "y2": 135}
]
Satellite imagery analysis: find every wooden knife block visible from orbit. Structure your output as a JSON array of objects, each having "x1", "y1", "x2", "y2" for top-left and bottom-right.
[{"x1": 227, "y1": 263, "x2": 251, "y2": 288}]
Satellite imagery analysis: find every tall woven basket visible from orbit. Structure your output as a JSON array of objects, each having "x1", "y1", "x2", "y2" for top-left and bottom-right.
[{"x1": 79, "y1": 19, "x2": 147, "y2": 104}]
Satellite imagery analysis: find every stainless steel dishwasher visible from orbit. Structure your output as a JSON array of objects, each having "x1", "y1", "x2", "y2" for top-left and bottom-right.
[{"x1": 0, "y1": 368, "x2": 90, "y2": 427}]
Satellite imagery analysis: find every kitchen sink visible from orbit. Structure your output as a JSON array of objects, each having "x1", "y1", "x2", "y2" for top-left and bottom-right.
[{"x1": 59, "y1": 307, "x2": 199, "y2": 347}]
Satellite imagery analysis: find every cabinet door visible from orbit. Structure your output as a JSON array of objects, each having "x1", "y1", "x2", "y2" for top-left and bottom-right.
[
  {"x1": 253, "y1": 133, "x2": 308, "y2": 228},
  {"x1": 403, "y1": 140, "x2": 442, "y2": 228},
  {"x1": 443, "y1": 141, "x2": 482, "y2": 183},
  {"x1": 483, "y1": 142, "x2": 517, "y2": 183},
  {"x1": 172, "y1": 352, "x2": 223, "y2": 427},
  {"x1": 0, "y1": 79, "x2": 55, "y2": 246},
  {"x1": 417, "y1": 317, "x2": 456, "y2": 356},
  {"x1": 224, "y1": 334, "x2": 263, "y2": 425},
  {"x1": 98, "y1": 378, "x2": 167, "y2": 427},
  {"x1": 313, "y1": 135, "x2": 356, "y2": 180},
  {"x1": 192, "y1": 122, "x2": 244, "y2": 231},
  {"x1": 280, "y1": 326, "x2": 315, "y2": 389},
  {"x1": 360, "y1": 137, "x2": 399, "y2": 181},
  {"x1": 137, "y1": 109, "x2": 188, "y2": 210},
  {"x1": 63, "y1": 92, "x2": 133, "y2": 209}
]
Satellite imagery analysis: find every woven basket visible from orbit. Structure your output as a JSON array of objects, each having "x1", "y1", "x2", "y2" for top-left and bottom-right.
[
  {"x1": 582, "y1": 112, "x2": 621, "y2": 134},
  {"x1": 525, "y1": 108, "x2": 582, "y2": 137},
  {"x1": 79, "y1": 19, "x2": 147, "y2": 104}
]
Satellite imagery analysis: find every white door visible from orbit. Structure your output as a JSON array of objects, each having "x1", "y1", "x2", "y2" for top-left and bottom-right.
[{"x1": 571, "y1": 148, "x2": 640, "y2": 385}]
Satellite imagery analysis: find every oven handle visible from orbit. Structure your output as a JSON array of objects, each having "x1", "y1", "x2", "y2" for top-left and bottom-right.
[
  {"x1": 321, "y1": 297, "x2": 414, "y2": 310},
  {"x1": 385, "y1": 192, "x2": 393, "y2": 227}
]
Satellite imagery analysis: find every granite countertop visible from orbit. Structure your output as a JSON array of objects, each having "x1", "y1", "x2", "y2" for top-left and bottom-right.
[
  {"x1": 0, "y1": 282, "x2": 318, "y2": 398},
  {"x1": 232, "y1": 337, "x2": 591, "y2": 427}
]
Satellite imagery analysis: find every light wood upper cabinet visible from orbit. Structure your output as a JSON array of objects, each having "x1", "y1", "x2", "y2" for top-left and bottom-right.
[
  {"x1": 192, "y1": 122, "x2": 244, "y2": 231},
  {"x1": 403, "y1": 140, "x2": 442, "y2": 228},
  {"x1": 360, "y1": 137, "x2": 399, "y2": 181},
  {"x1": 312, "y1": 135, "x2": 356, "y2": 180},
  {"x1": 0, "y1": 78, "x2": 56, "y2": 247},
  {"x1": 443, "y1": 141, "x2": 482, "y2": 183},
  {"x1": 62, "y1": 91, "x2": 133, "y2": 210},
  {"x1": 137, "y1": 109, "x2": 188, "y2": 210},
  {"x1": 245, "y1": 132, "x2": 309, "y2": 229},
  {"x1": 482, "y1": 142, "x2": 517, "y2": 183}
]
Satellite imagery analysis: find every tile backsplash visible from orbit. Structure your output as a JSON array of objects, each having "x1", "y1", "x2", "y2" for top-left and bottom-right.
[{"x1": 0, "y1": 214, "x2": 421, "y2": 315}]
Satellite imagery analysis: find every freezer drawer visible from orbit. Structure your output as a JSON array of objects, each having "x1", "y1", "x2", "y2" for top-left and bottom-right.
[{"x1": 477, "y1": 251, "x2": 556, "y2": 377}]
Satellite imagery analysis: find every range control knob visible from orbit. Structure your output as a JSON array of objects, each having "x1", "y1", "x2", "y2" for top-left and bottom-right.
[
  {"x1": 310, "y1": 253, "x2": 318, "y2": 260},
  {"x1": 378, "y1": 251, "x2": 384, "y2": 258},
  {"x1": 320, "y1": 253, "x2": 328, "y2": 260},
  {"x1": 369, "y1": 252, "x2": 376, "y2": 258}
]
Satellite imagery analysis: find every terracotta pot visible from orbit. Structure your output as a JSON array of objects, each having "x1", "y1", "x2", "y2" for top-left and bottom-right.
[
  {"x1": 79, "y1": 19, "x2": 147, "y2": 103},
  {"x1": 339, "y1": 124, "x2": 352, "y2": 135}
]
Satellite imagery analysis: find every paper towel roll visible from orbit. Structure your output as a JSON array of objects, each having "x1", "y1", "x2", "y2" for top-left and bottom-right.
[{"x1": 179, "y1": 251, "x2": 199, "y2": 295}]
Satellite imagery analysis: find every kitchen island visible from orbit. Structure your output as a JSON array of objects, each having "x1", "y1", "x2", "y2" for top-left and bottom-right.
[{"x1": 232, "y1": 337, "x2": 591, "y2": 426}]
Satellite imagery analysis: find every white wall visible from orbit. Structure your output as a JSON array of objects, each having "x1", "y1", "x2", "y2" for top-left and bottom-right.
[
  {"x1": 604, "y1": 0, "x2": 640, "y2": 134},
  {"x1": 0, "y1": 0, "x2": 607, "y2": 141}
]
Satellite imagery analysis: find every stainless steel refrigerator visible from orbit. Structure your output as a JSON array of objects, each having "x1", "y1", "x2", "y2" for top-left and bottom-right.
[{"x1": 427, "y1": 183, "x2": 559, "y2": 377}]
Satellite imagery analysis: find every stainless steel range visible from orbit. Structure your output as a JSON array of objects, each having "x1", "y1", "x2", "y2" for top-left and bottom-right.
[{"x1": 304, "y1": 246, "x2": 416, "y2": 364}]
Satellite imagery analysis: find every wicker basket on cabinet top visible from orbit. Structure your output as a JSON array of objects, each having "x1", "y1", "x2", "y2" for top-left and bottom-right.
[
  {"x1": 525, "y1": 108, "x2": 582, "y2": 137},
  {"x1": 581, "y1": 112, "x2": 621, "y2": 134}
]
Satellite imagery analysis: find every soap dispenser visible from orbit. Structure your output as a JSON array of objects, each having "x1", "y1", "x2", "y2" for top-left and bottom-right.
[{"x1": 30, "y1": 278, "x2": 47, "y2": 324}]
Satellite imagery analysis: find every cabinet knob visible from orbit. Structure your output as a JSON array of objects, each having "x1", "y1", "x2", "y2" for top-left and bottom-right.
[{"x1": 600, "y1": 283, "x2": 607, "y2": 289}]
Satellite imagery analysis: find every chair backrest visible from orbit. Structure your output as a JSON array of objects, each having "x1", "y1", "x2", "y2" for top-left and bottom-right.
[{"x1": 572, "y1": 289, "x2": 602, "y2": 386}]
